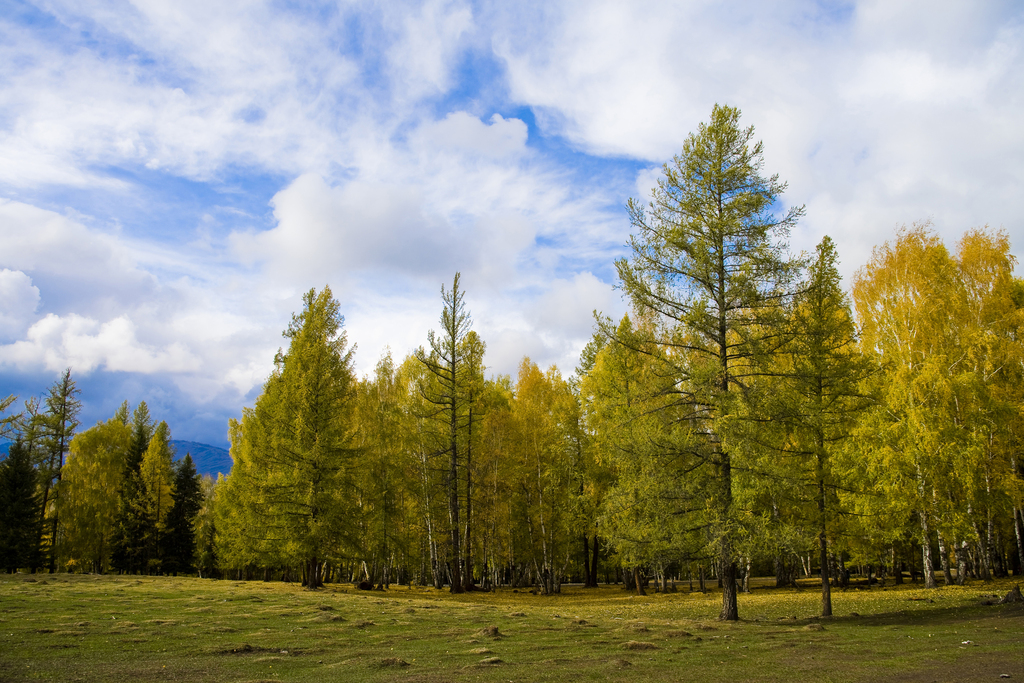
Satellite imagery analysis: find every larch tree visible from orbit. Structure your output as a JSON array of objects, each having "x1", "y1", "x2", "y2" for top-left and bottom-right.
[
  {"x1": 141, "y1": 422, "x2": 176, "y2": 570},
  {"x1": 39, "y1": 369, "x2": 81, "y2": 572},
  {"x1": 355, "y1": 350, "x2": 419, "y2": 588},
  {"x1": 780, "y1": 236, "x2": 871, "y2": 615},
  {"x1": 193, "y1": 475, "x2": 219, "y2": 579},
  {"x1": 459, "y1": 330, "x2": 487, "y2": 590},
  {"x1": 0, "y1": 395, "x2": 20, "y2": 441},
  {"x1": 566, "y1": 341, "x2": 610, "y2": 590},
  {"x1": 415, "y1": 272, "x2": 474, "y2": 593},
  {"x1": 227, "y1": 286, "x2": 359, "y2": 588},
  {"x1": 616, "y1": 104, "x2": 803, "y2": 620},
  {"x1": 586, "y1": 316, "x2": 674, "y2": 595}
]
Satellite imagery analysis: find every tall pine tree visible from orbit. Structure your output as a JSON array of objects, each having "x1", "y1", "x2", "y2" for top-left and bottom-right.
[
  {"x1": 110, "y1": 403, "x2": 156, "y2": 574},
  {"x1": 164, "y1": 454, "x2": 202, "y2": 575},
  {"x1": 616, "y1": 104, "x2": 803, "y2": 620},
  {"x1": 225, "y1": 286, "x2": 359, "y2": 588},
  {"x1": 781, "y1": 236, "x2": 871, "y2": 615},
  {"x1": 38, "y1": 369, "x2": 81, "y2": 572},
  {"x1": 0, "y1": 440, "x2": 42, "y2": 572},
  {"x1": 415, "y1": 273, "x2": 475, "y2": 593}
]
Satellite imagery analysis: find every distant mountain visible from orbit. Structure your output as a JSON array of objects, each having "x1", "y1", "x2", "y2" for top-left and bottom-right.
[
  {"x1": 170, "y1": 440, "x2": 232, "y2": 478},
  {"x1": 1, "y1": 439, "x2": 231, "y2": 478}
]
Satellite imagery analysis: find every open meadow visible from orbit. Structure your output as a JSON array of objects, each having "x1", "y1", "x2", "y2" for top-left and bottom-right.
[{"x1": 1, "y1": 574, "x2": 1021, "y2": 683}]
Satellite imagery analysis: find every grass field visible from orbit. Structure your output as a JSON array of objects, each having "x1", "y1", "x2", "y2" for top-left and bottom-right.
[{"x1": 1, "y1": 573, "x2": 1021, "y2": 682}]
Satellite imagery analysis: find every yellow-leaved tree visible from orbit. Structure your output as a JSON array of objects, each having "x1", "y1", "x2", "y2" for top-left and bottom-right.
[
  {"x1": 853, "y1": 224, "x2": 1019, "y2": 586},
  {"x1": 57, "y1": 417, "x2": 132, "y2": 573}
]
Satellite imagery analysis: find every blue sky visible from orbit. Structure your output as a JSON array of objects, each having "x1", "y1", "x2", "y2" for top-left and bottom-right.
[{"x1": 1, "y1": 0, "x2": 1021, "y2": 448}]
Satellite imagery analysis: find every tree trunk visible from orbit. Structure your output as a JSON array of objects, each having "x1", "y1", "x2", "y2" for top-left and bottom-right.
[
  {"x1": 817, "y1": 450, "x2": 832, "y2": 616},
  {"x1": 719, "y1": 560, "x2": 738, "y2": 621},
  {"x1": 972, "y1": 518, "x2": 992, "y2": 581},
  {"x1": 718, "y1": 448, "x2": 739, "y2": 620},
  {"x1": 447, "y1": 439, "x2": 463, "y2": 593},
  {"x1": 463, "y1": 405, "x2": 474, "y2": 592},
  {"x1": 937, "y1": 530, "x2": 953, "y2": 585},
  {"x1": 891, "y1": 547, "x2": 903, "y2": 584},
  {"x1": 633, "y1": 566, "x2": 646, "y2": 596},
  {"x1": 1014, "y1": 508, "x2": 1024, "y2": 576},
  {"x1": 583, "y1": 535, "x2": 593, "y2": 587},
  {"x1": 919, "y1": 512, "x2": 937, "y2": 589}
]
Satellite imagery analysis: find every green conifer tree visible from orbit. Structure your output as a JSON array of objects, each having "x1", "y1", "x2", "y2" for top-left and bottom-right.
[
  {"x1": 0, "y1": 440, "x2": 43, "y2": 572},
  {"x1": 616, "y1": 104, "x2": 804, "y2": 620},
  {"x1": 38, "y1": 369, "x2": 81, "y2": 572},
  {"x1": 226, "y1": 286, "x2": 359, "y2": 588},
  {"x1": 110, "y1": 403, "x2": 156, "y2": 574},
  {"x1": 164, "y1": 454, "x2": 202, "y2": 575},
  {"x1": 781, "y1": 236, "x2": 871, "y2": 615}
]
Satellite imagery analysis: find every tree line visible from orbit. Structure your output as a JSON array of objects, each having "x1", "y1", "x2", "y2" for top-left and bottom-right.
[
  {"x1": 1, "y1": 105, "x2": 1021, "y2": 622},
  {"x1": 0, "y1": 376, "x2": 206, "y2": 578}
]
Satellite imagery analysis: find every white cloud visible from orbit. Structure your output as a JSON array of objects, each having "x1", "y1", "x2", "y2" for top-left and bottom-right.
[
  {"x1": 416, "y1": 112, "x2": 529, "y2": 158},
  {"x1": 0, "y1": 200, "x2": 290, "y2": 401},
  {"x1": 0, "y1": 313, "x2": 199, "y2": 374},
  {"x1": 230, "y1": 173, "x2": 466, "y2": 285},
  {"x1": 1, "y1": 0, "x2": 1020, "y2": 441},
  {"x1": 634, "y1": 166, "x2": 663, "y2": 204},
  {"x1": 0, "y1": 269, "x2": 41, "y2": 341},
  {"x1": 530, "y1": 272, "x2": 618, "y2": 340},
  {"x1": 489, "y1": 0, "x2": 1024, "y2": 280},
  {"x1": 384, "y1": 0, "x2": 475, "y2": 101}
]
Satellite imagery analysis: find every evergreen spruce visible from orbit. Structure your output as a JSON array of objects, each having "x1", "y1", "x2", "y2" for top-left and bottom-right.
[
  {"x1": 0, "y1": 440, "x2": 43, "y2": 572},
  {"x1": 110, "y1": 403, "x2": 156, "y2": 574},
  {"x1": 164, "y1": 454, "x2": 202, "y2": 575}
]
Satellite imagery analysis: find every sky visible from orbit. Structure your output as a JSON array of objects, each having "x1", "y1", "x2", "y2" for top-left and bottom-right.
[{"x1": 0, "y1": 0, "x2": 1021, "y2": 448}]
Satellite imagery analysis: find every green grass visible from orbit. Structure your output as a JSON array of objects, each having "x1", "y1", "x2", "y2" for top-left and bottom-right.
[{"x1": 1, "y1": 573, "x2": 1021, "y2": 682}]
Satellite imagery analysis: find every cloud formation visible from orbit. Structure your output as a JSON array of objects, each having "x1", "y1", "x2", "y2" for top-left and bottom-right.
[{"x1": 0, "y1": 0, "x2": 1019, "y2": 445}]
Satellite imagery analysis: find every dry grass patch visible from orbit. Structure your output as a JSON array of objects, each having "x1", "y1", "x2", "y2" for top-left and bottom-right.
[
  {"x1": 310, "y1": 613, "x2": 345, "y2": 622},
  {"x1": 372, "y1": 656, "x2": 410, "y2": 668}
]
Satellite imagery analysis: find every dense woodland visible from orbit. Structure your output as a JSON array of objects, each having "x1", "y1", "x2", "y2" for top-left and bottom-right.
[{"x1": 1, "y1": 105, "x2": 1022, "y2": 621}]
